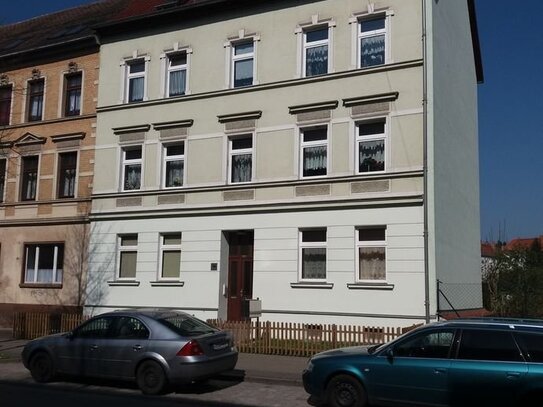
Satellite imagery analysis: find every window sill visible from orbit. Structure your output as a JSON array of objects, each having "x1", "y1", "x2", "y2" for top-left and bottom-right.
[
  {"x1": 107, "y1": 280, "x2": 140, "y2": 287},
  {"x1": 347, "y1": 283, "x2": 394, "y2": 290},
  {"x1": 290, "y1": 282, "x2": 334, "y2": 289},
  {"x1": 19, "y1": 283, "x2": 62, "y2": 289},
  {"x1": 150, "y1": 281, "x2": 185, "y2": 287}
]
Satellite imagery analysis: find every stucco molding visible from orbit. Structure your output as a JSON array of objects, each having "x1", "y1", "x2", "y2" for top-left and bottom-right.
[
  {"x1": 50, "y1": 132, "x2": 86, "y2": 143},
  {"x1": 289, "y1": 101, "x2": 338, "y2": 115},
  {"x1": 342, "y1": 92, "x2": 399, "y2": 107},
  {"x1": 217, "y1": 111, "x2": 262, "y2": 123},
  {"x1": 152, "y1": 119, "x2": 193, "y2": 130},
  {"x1": 112, "y1": 124, "x2": 150, "y2": 135}
]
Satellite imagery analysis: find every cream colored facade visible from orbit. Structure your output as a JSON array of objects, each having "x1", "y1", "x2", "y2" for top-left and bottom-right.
[{"x1": 88, "y1": 0, "x2": 482, "y2": 325}]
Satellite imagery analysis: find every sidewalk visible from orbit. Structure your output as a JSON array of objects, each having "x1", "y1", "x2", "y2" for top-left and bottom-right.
[{"x1": 0, "y1": 329, "x2": 307, "y2": 386}]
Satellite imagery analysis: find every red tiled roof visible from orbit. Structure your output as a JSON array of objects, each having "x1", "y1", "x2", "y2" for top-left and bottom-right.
[
  {"x1": 505, "y1": 236, "x2": 543, "y2": 251},
  {"x1": 481, "y1": 242, "x2": 496, "y2": 258}
]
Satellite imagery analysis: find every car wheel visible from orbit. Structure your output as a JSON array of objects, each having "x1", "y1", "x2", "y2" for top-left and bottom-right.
[
  {"x1": 136, "y1": 360, "x2": 167, "y2": 395},
  {"x1": 326, "y1": 374, "x2": 367, "y2": 407},
  {"x1": 29, "y1": 351, "x2": 56, "y2": 383}
]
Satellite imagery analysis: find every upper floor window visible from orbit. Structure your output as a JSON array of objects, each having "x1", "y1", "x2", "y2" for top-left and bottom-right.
[
  {"x1": 0, "y1": 85, "x2": 12, "y2": 126},
  {"x1": 299, "y1": 229, "x2": 327, "y2": 281},
  {"x1": 118, "y1": 235, "x2": 138, "y2": 279},
  {"x1": 21, "y1": 155, "x2": 38, "y2": 201},
  {"x1": 125, "y1": 59, "x2": 146, "y2": 103},
  {"x1": 64, "y1": 73, "x2": 82, "y2": 116},
  {"x1": 58, "y1": 152, "x2": 77, "y2": 198},
  {"x1": 229, "y1": 135, "x2": 253, "y2": 183},
  {"x1": 357, "y1": 120, "x2": 386, "y2": 173},
  {"x1": 166, "y1": 52, "x2": 187, "y2": 97},
  {"x1": 357, "y1": 227, "x2": 386, "y2": 282},
  {"x1": 121, "y1": 146, "x2": 142, "y2": 191},
  {"x1": 303, "y1": 27, "x2": 329, "y2": 77},
  {"x1": 27, "y1": 79, "x2": 44, "y2": 122},
  {"x1": 300, "y1": 127, "x2": 327, "y2": 178},
  {"x1": 0, "y1": 158, "x2": 6, "y2": 203},
  {"x1": 159, "y1": 233, "x2": 182, "y2": 280},
  {"x1": 359, "y1": 15, "x2": 387, "y2": 68},
  {"x1": 23, "y1": 243, "x2": 64, "y2": 285},
  {"x1": 163, "y1": 143, "x2": 184, "y2": 188},
  {"x1": 231, "y1": 41, "x2": 255, "y2": 88}
]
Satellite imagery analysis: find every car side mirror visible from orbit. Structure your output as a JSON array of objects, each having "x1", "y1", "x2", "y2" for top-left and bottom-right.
[
  {"x1": 65, "y1": 332, "x2": 74, "y2": 340},
  {"x1": 386, "y1": 347, "x2": 394, "y2": 361}
]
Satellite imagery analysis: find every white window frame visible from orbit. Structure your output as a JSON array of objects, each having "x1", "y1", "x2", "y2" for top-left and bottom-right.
[
  {"x1": 228, "y1": 134, "x2": 254, "y2": 184},
  {"x1": 121, "y1": 145, "x2": 143, "y2": 192},
  {"x1": 120, "y1": 54, "x2": 150, "y2": 103},
  {"x1": 299, "y1": 125, "x2": 329, "y2": 179},
  {"x1": 298, "y1": 229, "x2": 327, "y2": 282},
  {"x1": 295, "y1": 18, "x2": 335, "y2": 78},
  {"x1": 224, "y1": 31, "x2": 260, "y2": 89},
  {"x1": 350, "y1": 10, "x2": 392, "y2": 69},
  {"x1": 356, "y1": 227, "x2": 387, "y2": 283},
  {"x1": 23, "y1": 243, "x2": 64, "y2": 285},
  {"x1": 356, "y1": 118, "x2": 387, "y2": 174},
  {"x1": 162, "y1": 142, "x2": 185, "y2": 189},
  {"x1": 302, "y1": 26, "x2": 330, "y2": 77},
  {"x1": 117, "y1": 234, "x2": 138, "y2": 280},
  {"x1": 166, "y1": 52, "x2": 188, "y2": 97},
  {"x1": 158, "y1": 233, "x2": 182, "y2": 281}
]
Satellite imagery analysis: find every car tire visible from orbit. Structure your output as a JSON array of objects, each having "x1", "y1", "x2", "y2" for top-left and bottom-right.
[
  {"x1": 29, "y1": 351, "x2": 56, "y2": 383},
  {"x1": 136, "y1": 360, "x2": 167, "y2": 395},
  {"x1": 326, "y1": 374, "x2": 367, "y2": 407}
]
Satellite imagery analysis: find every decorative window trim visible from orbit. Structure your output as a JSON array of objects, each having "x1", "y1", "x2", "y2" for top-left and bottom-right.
[
  {"x1": 298, "y1": 228, "x2": 327, "y2": 283},
  {"x1": 158, "y1": 233, "x2": 182, "y2": 281},
  {"x1": 342, "y1": 92, "x2": 398, "y2": 107},
  {"x1": 349, "y1": 7, "x2": 394, "y2": 70},
  {"x1": 58, "y1": 69, "x2": 84, "y2": 118},
  {"x1": 295, "y1": 16, "x2": 336, "y2": 78},
  {"x1": 0, "y1": 82, "x2": 14, "y2": 126},
  {"x1": 152, "y1": 119, "x2": 193, "y2": 131},
  {"x1": 355, "y1": 117, "x2": 388, "y2": 175},
  {"x1": 227, "y1": 133, "x2": 254, "y2": 185},
  {"x1": 159, "y1": 43, "x2": 192, "y2": 98},
  {"x1": 162, "y1": 141, "x2": 185, "y2": 189},
  {"x1": 50, "y1": 132, "x2": 85, "y2": 143},
  {"x1": 289, "y1": 100, "x2": 338, "y2": 115},
  {"x1": 355, "y1": 226, "x2": 387, "y2": 283},
  {"x1": 120, "y1": 145, "x2": 143, "y2": 192},
  {"x1": 119, "y1": 52, "x2": 150, "y2": 103},
  {"x1": 224, "y1": 30, "x2": 260, "y2": 89},
  {"x1": 113, "y1": 124, "x2": 150, "y2": 135},
  {"x1": 218, "y1": 110, "x2": 262, "y2": 124},
  {"x1": 299, "y1": 125, "x2": 329, "y2": 179},
  {"x1": 116, "y1": 234, "x2": 138, "y2": 280},
  {"x1": 25, "y1": 77, "x2": 46, "y2": 123}
]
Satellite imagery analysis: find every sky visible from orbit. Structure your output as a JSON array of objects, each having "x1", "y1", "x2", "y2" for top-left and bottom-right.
[{"x1": 2, "y1": 0, "x2": 542, "y2": 241}]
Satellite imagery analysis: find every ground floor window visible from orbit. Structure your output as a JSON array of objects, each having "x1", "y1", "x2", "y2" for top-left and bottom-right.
[
  {"x1": 24, "y1": 243, "x2": 64, "y2": 284},
  {"x1": 118, "y1": 235, "x2": 138, "y2": 279},
  {"x1": 299, "y1": 229, "x2": 327, "y2": 281},
  {"x1": 356, "y1": 227, "x2": 386, "y2": 281},
  {"x1": 160, "y1": 233, "x2": 182, "y2": 279}
]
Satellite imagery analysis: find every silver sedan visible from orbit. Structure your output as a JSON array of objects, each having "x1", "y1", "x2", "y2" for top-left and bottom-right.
[{"x1": 22, "y1": 309, "x2": 238, "y2": 394}]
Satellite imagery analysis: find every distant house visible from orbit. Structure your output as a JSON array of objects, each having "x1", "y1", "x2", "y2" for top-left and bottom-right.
[{"x1": 505, "y1": 236, "x2": 543, "y2": 252}]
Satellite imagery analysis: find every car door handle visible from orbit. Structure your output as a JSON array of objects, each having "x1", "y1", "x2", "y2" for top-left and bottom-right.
[
  {"x1": 434, "y1": 368, "x2": 447, "y2": 374},
  {"x1": 89, "y1": 345, "x2": 99, "y2": 351},
  {"x1": 506, "y1": 372, "x2": 521, "y2": 379},
  {"x1": 132, "y1": 345, "x2": 143, "y2": 351}
]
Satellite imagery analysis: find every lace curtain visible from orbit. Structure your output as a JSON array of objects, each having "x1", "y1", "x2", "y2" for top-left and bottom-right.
[
  {"x1": 302, "y1": 248, "x2": 326, "y2": 279},
  {"x1": 361, "y1": 34, "x2": 385, "y2": 67},
  {"x1": 124, "y1": 164, "x2": 141, "y2": 190},
  {"x1": 306, "y1": 45, "x2": 328, "y2": 76},
  {"x1": 232, "y1": 154, "x2": 252, "y2": 183},
  {"x1": 166, "y1": 160, "x2": 184, "y2": 187},
  {"x1": 359, "y1": 140, "x2": 385, "y2": 172},
  {"x1": 304, "y1": 146, "x2": 327, "y2": 176},
  {"x1": 359, "y1": 247, "x2": 385, "y2": 280}
]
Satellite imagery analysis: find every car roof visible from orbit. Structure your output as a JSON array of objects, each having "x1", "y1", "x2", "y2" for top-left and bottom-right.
[
  {"x1": 427, "y1": 318, "x2": 543, "y2": 331},
  {"x1": 100, "y1": 308, "x2": 193, "y2": 320}
]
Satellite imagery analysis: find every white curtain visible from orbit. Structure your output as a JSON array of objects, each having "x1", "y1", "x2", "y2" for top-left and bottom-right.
[
  {"x1": 232, "y1": 154, "x2": 252, "y2": 182},
  {"x1": 129, "y1": 77, "x2": 144, "y2": 102},
  {"x1": 306, "y1": 45, "x2": 328, "y2": 76},
  {"x1": 169, "y1": 69, "x2": 186, "y2": 96},
  {"x1": 361, "y1": 35, "x2": 385, "y2": 67},
  {"x1": 302, "y1": 248, "x2": 326, "y2": 279}
]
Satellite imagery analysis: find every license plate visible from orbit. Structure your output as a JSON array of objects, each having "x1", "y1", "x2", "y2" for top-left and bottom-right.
[{"x1": 212, "y1": 342, "x2": 229, "y2": 350}]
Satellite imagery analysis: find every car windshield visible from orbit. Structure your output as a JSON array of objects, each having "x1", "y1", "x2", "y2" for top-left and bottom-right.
[{"x1": 157, "y1": 314, "x2": 218, "y2": 337}]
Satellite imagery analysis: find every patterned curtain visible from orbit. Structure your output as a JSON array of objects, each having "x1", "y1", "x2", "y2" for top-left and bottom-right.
[
  {"x1": 359, "y1": 247, "x2": 386, "y2": 280},
  {"x1": 306, "y1": 45, "x2": 328, "y2": 76},
  {"x1": 124, "y1": 164, "x2": 141, "y2": 190},
  {"x1": 302, "y1": 248, "x2": 326, "y2": 279},
  {"x1": 359, "y1": 140, "x2": 385, "y2": 172},
  {"x1": 304, "y1": 146, "x2": 327, "y2": 176},
  {"x1": 166, "y1": 160, "x2": 184, "y2": 187},
  {"x1": 361, "y1": 34, "x2": 385, "y2": 67},
  {"x1": 232, "y1": 154, "x2": 252, "y2": 183}
]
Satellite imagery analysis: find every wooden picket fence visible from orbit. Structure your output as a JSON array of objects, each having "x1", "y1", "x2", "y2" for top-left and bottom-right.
[{"x1": 13, "y1": 312, "x2": 419, "y2": 357}]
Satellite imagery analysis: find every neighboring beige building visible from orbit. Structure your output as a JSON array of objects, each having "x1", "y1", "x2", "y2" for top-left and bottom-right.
[
  {"x1": 87, "y1": 0, "x2": 483, "y2": 326},
  {"x1": 0, "y1": 1, "x2": 128, "y2": 327}
]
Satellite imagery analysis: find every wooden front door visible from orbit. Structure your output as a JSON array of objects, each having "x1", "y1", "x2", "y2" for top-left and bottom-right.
[{"x1": 227, "y1": 231, "x2": 254, "y2": 321}]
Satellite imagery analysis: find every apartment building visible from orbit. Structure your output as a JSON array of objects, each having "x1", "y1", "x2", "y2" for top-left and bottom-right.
[
  {"x1": 87, "y1": 0, "x2": 484, "y2": 326},
  {"x1": 0, "y1": 1, "x2": 128, "y2": 326}
]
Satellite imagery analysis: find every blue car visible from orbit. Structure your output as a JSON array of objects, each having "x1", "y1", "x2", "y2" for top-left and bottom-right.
[{"x1": 303, "y1": 318, "x2": 543, "y2": 406}]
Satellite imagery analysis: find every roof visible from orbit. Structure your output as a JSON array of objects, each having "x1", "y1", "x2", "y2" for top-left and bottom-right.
[
  {"x1": 481, "y1": 242, "x2": 496, "y2": 258},
  {"x1": 0, "y1": 0, "x2": 129, "y2": 64},
  {"x1": 505, "y1": 236, "x2": 543, "y2": 252}
]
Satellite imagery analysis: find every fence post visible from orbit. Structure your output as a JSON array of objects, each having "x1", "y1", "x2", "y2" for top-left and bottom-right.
[{"x1": 332, "y1": 324, "x2": 337, "y2": 348}]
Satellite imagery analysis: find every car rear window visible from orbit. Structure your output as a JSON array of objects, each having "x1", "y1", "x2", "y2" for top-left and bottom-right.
[
  {"x1": 515, "y1": 332, "x2": 543, "y2": 363},
  {"x1": 157, "y1": 315, "x2": 218, "y2": 337},
  {"x1": 458, "y1": 329, "x2": 523, "y2": 362}
]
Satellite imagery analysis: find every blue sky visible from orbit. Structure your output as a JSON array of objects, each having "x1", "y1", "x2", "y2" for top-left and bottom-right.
[{"x1": 3, "y1": 1, "x2": 541, "y2": 241}]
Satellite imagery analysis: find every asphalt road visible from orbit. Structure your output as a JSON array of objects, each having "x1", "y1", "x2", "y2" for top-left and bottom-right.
[{"x1": 0, "y1": 374, "x2": 309, "y2": 407}]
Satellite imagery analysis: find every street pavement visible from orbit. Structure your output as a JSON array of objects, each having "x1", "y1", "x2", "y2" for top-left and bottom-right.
[{"x1": 0, "y1": 329, "x2": 311, "y2": 407}]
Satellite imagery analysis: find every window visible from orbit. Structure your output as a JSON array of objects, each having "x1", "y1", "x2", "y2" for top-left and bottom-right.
[
  {"x1": 163, "y1": 143, "x2": 184, "y2": 188},
  {"x1": 303, "y1": 27, "x2": 329, "y2": 77},
  {"x1": 166, "y1": 52, "x2": 187, "y2": 97},
  {"x1": 394, "y1": 329, "x2": 455, "y2": 359},
  {"x1": 159, "y1": 233, "x2": 181, "y2": 280},
  {"x1": 57, "y1": 152, "x2": 77, "y2": 198},
  {"x1": 299, "y1": 229, "x2": 327, "y2": 281},
  {"x1": 229, "y1": 135, "x2": 253, "y2": 183},
  {"x1": 515, "y1": 333, "x2": 543, "y2": 363},
  {"x1": 27, "y1": 79, "x2": 44, "y2": 122},
  {"x1": 23, "y1": 243, "x2": 64, "y2": 284},
  {"x1": 300, "y1": 127, "x2": 327, "y2": 178},
  {"x1": 0, "y1": 158, "x2": 5, "y2": 203},
  {"x1": 75, "y1": 317, "x2": 113, "y2": 339},
  {"x1": 359, "y1": 15, "x2": 387, "y2": 68},
  {"x1": 121, "y1": 147, "x2": 142, "y2": 191},
  {"x1": 125, "y1": 59, "x2": 146, "y2": 103},
  {"x1": 118, "y1": 235, "x2": 138, "y2": 279},
  {"x1": 357, "y1": 227, "x2": 386, "y2": 281},
  {"x1": 458, "y1": 330, "x2": 523, "y2": 362},
  {"x1": 0, "y1": 85, "x2": 12, "y2": 126},
  {"x1": 21, "y1": 156, "x2": 38, "y2": 201},
  {"x1": 231, "y1": 41, "x2": 254, "y2": 88},
  {"x1": 114, "y1": 317, "x2": 149, "y2": 340},
  {"x1": 64, "y1": 73, "x2": 82, "y2": 116},
  {"x1": 357, "y1": 120, "x2": 386, "y2": 173}
]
